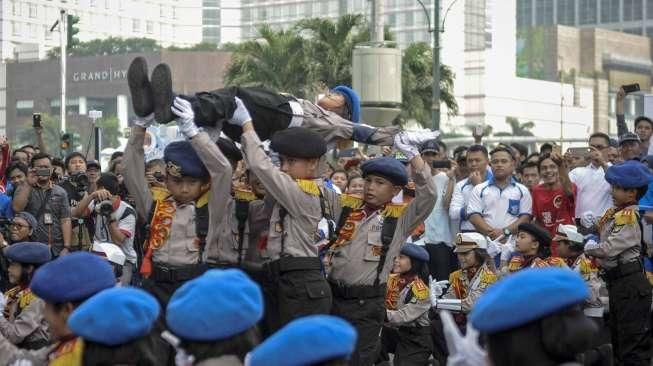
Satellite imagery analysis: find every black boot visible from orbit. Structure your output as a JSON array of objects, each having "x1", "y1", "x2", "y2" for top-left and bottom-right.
[
  {"x1": 150, "y1": 63, "x2": 176, "y2": 123},
  {"x1": 127, "y1": 57, "x2": 154, "y2": 117}
]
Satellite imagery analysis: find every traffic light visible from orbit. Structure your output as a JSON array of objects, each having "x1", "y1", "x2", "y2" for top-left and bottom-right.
[
  {"x1": 60, "y1": 133, "x2": 71, "y2": 151},
  {"x1": 67, "y1": 15, "x2": 80, "y2": 47}
]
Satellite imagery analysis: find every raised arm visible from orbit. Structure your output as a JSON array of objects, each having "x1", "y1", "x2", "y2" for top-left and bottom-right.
[{"x1": 122, "y1": 116, "x2": 154, "y2": 220}]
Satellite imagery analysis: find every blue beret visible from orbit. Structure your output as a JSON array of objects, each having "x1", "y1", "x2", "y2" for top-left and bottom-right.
[
  {"x1": 166, "y1": 269, "x2": 263, "y2": 341},
  {"x1": 68, "y1": 287, "x2": 159, "y2": 346},
  {"x1": 400, "y1": 243, "x2": 429, "y2": 262},
  {"x1": 247, "y1": 315, "x2": 357, "y2": 366},
  {"x1": 361, "y1": 157, "x2": 408, "y2": 186},
  {"x1": 470, "y1": 268, "x2": 589, "y2": 334},
  {"x1": 31, "y1": 252, "x2": 116, "y2": 303},
  {"x1": 333, "y1": 85, "x2": 361, "y2": 123},
  {"x1": 164, "y1": 140, "x2": 209, "y2": 178},
  {"x1": 605, "y1": 160, "x2": 653, "y2": 188},
  {"x1": 5, "y1": 242, "x2": 51, "y2": 265},
  {"x1": 270, "y1": 127, "x2": 326, "y2": 159}
]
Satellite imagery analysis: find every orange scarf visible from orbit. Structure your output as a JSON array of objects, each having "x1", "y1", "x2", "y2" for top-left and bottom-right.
[
  {"x1": 140, "y1": 199, "x2": 176, "y2": 277},
  {"x1": 385, "y1": 273, "x2": 416, "y2": 310}
]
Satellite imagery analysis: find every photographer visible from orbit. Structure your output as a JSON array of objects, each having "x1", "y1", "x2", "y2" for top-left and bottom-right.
[
  {"x1": 59, "y1": 152, "x2": 92, "y2": 251},
  {"x1": 72, "y1": 173, "x2": 136, "y2": 286},
  {"x1": 11, "y1": 153, "x2": 72, "y2": 257}
]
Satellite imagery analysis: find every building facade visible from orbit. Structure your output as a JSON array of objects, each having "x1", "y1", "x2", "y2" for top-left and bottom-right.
[{"x1": 2, "y1": 0, "x2": 203, "y2": 60}]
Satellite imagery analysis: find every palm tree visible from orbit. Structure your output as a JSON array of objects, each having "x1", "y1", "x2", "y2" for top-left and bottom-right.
[
  {"x1": 505, "y1": 116, "x2": 535, "y2": 136},
  {"x1": 224, "y1": 25, "x2": 313, "y2": 98},
  {"x1": 395, "y1": 42, "x2": 458, "y2": 128}
]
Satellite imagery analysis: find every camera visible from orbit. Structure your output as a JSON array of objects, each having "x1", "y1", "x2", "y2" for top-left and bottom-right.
[
  {"x1": 32, "y1": 113, "x2": 42, "y2": 128},
  {"x1": 69, "y1": 171, "x2": 89, "y2": 193},
  {"x1": 35, "y1": 168, "x2": 51, "y2": 177},
  {"x1": 0, "y1": 217, "x2": 11, "y2": 240},
  {"x1": 96, "y1": 200, "x2": 114, "y2": 217},
  {"x1": 153, "y1": 171, "x2": 165, "y2": 183}
]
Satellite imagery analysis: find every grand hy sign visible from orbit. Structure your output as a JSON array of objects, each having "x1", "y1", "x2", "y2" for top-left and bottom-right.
[{"x1": 72, "y1": 67, "x2": 127, "y2": 83}]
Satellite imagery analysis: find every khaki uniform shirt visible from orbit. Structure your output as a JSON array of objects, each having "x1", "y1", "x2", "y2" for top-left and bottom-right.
[
  {"x1": 327, "y1": 163, "x2": 436, "y2": 286},
  {"x1": 586, "y1": 205, "x2": 641, "y2": 270},
  {"x1": 444, "y1": 263, "x2": 497, "y2": 313},
  {"x1": 123, "y1": 129, "x2": 232, "y2": 266},
  {"x1": 0, "y1": 289, "x2": 49, "y2": 347},
  {"x1": 241, "y1": 130, "x2": 339, "y2": 260},
  {"x1": 570, "y1": 254, "x2": 605, "y2": 317},
  {"x1": 386, "y1": 275, "x2": 431, "y2": 327}
]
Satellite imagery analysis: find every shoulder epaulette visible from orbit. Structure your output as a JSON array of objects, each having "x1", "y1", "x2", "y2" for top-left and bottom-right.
[
  {"x1": 196, "y1": 190, "x2": 210, "y2": 208},
  {"x1": 295, "y1": 179, "x2": 321, "y2": 196},
  {"x1": 508, "y1": 256, "x2": 523, "y2": 272},
  {"x1": 382, "y1": 203, "x2": 407, "y2": 218},
  {"x1": 449, "y1": 269, "x2": 462, "y2": 283},
  {"x1": 234, "y1": 189, "x2": 257, "y2": 202},
  {"x1": 151, "y1": 186, "x2": 171, "y2": 202},
  {"x1": 579, "y1": 258, "x2": 597, "y2": 274},
  {"x1": 546, "y1": 257, "x2": 568, "y2": 268},
  {"x1": 615, "y1": 209, "x2": 637, "y2": 226},
  {"x1": 340, "y1": 194, "x2": 364, "y2": 209},
  {"x1": 411, "y1": 278, "x2": 429, "y2": 300},
  {"x1": 480, "y1": 268, "x2": 498, "y2": 285}
]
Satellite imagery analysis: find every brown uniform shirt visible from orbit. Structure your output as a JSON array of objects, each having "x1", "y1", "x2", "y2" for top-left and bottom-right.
[{"x1": 586, "y1": 205, "x2": 641, "y2": 270}]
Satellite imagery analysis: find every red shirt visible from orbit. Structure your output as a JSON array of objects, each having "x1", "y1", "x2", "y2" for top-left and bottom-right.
[{"x1": 531, "y1": 183, "x2": 577, "y2": 256}]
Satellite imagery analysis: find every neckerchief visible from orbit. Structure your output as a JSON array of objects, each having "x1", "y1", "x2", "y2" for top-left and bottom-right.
[
  {"x1": 140, "y1": 196, "x2": 176, "y2": 277},
  {"x1": 49, "y1": 336, "x2": 84, "y2": 366},
  {"x1": 330, "y1": 201, "x2": 406, "y2": 251},
  {"x1": 385, "y1": 273, "x2": 416, "y2": 310}
]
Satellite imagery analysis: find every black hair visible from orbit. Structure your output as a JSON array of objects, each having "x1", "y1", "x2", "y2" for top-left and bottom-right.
[
  {"x1": 437, "y1": 140, "x2": 448, "y2": 153},
  {"x1": 52, "y1": 157, "x2": 64, "y2": 170},
  {"x1": 453, "y1": 145, "x2": 469, "y2": 157},
  {"x1": 183, "y1": 326, "x2": 260, "y2": 363},
  {"x1": 82, "y1": 332, "x2": 167, "y2": 366},
  {"x1": 330, "y1": 169, "x2": 348, "y2": 179},
  {"x1": 145, "y1": 159, "x2": 165, "y2": 171},
  {"x1": 5, "y1": 162, "x2": 27, "y2": 180},
  {"x1": 510, "y1": 143, "x2": 528, "y2": 158},
  {"x1": 537, "y1": 153, "x2": 560, "y2": 170},
  {"x1": 589, "y1": 132, "x2": 610, "y2": 146},
  {"x1": 486, "y1": 305, "x2": 595, "y2": 366},
  {"x1": 525, "y1": 152, "x2": 540, "y2": 163},
  {"x1": 20, "y1": 145, "x2": 35, "y2": 151},
  {"x1": 110, "y1": 151, "x2": 124, "y2": 162},
  {"x1": 635, "y1": 116, "x2": 653, "y2": 128},
  {"x1": 29, "y1": 153, "x2": 52, "y2": 168},
  {"x1": 96, "y1": 173, "x2": 121, "y2": 196},
  {"x1": 467, "y1": 144, "x2": 488, "y2": 157},
  {"x1": 539, "y1": 143, "x2": 553, "y2": 154},
  {"x1": 489, "y1": 146, "x2": 515, "y2": 161},
  {"x1": 521, "y1": 161, "x2": 539, "y2": 172},
  {"x1": 347, "y1": 175, "x2": 364, "y2": 186},
  {"x1": 64, "y1": 152, "x2": 87, "y2": 170},
  {"x1": 405, "y1": 256, "x2": 430, "y2": 283}
]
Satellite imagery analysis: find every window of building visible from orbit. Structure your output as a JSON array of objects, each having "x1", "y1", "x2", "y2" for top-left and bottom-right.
[
  {"x1": 405, "y1": 10, "x2": 414, "y2": 26},
  {"x1": 172, "y1": 7, "x2": 177, "y2": 19},
  {"x1": 29, "y1": 3, "x2": 37, "y2": 18},
  {"x1": 132, "y1": 19, "x2": 140, "y2": 32},
  {"x1": 16, "y1": 100, "x2": 34, "y2": 117},
  {"x1": 601, "y1": 0, "x2": 620, "y2": 23},
  {"x1": 624, "y1": 0, "x2": 643, "y2": 21},
  {"x1": 646, "y1": 26, "x2": 653, "y2": 37},
  {"x1": 203, "y1": 0, "x2": 219, "y2": 6},
  {"x1": 44, "y1": 25, "x2": 51, "y2": 39},
  {"x1": 535, "y1": 0, "x2": 553, "y2": 25},
  {"x1": 203, "y1": 26, "x2": 219, "y2": 43},
  {"x1": 623, "y1": 27, "x2": 643, "y2": 35},
  {"x1": 579, "y1": 0, "x2": 597, "y2": 24},
  {"x1": 146, "y1": 21, "x2": 153, "y2": 34},
  {"x1": 388, "y1": 13, "x2": 397, "y2": 26},
  {"x1": 557, "y1": 0, "x2": 575, "y2": 25},
  {"x1": 648, "y1": 0, "x2": 653, "y2": 19},
  {"x1": 90, "y1": 0, "x2": 97, "y2": 7},
  {"x1": 12, "y1": 22, "x2": 20, "y2": 36},
  {"x1": 105, "y1": 0, "x2": 110, "y2": 9},
  {"x1": 465, "y1": 0, "x2": 487, "y2": 50}
]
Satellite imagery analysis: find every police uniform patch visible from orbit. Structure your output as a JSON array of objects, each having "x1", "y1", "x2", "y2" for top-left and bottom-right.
[{"x1": 614, "y1": 209, "x2": 637, "y2": 226}]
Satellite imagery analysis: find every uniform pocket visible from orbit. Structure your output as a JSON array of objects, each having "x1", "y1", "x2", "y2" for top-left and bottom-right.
[
  {"x1": 305, "y1": 279, "x2": 331, "y2": 299},
  {"x1": 364, "y1": 230, "x2": 383, "y2": 262},
  {"x1": 507, "y1": 199, "x2": 520, "y2": 216}
]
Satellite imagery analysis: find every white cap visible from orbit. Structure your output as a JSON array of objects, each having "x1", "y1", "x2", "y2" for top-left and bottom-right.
[
  {"x1": 554, "y1": 224, "x2": 584, "y2": 244},
  {"x1": 92, "y1": 242, "x2": 126, "y2": 266},
  {"x1": 454, "y1": 232, "x2": 489, "y2": 253}
]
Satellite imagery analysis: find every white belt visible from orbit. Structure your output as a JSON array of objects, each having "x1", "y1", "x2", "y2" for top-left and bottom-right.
[{"x1": 288, "y1": 100, "x2": 304, "y2": 128}]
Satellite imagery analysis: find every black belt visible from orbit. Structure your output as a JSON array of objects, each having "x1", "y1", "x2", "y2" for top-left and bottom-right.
[
  {"x1": 264, "y1": 256, "x2": 322, "y2": 275},
  {"x1": 329, "y1": 280, "x2": 386, "y2": 300},
  {"x1": 602, "y1": 260, "x2": 643, "y2": 282},
  {"x1": 151, "y1": 263, "x2": 206, "y2": 283}
]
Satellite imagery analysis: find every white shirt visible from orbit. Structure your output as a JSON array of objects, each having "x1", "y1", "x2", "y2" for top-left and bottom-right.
[
  {"x1": 568, "y1": 163, "x2": 612, "y2": 218},
  {"x1": 449, "y1": 171, "x2": 493, "y2": 232},
  {"x1": 425, "y1": 172, "x2": 453, "y2": 245},
  {"x1": 467, "y1": 178, "x2": 532, "y2": 230},
  {"x1": 88, "y1": 199, "x2": 137, "y2": 264}
]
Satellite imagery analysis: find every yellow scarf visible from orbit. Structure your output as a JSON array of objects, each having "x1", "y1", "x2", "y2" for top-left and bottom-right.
[{"x1": 49, "y1": 337, "x2": 84, "y2": 366}]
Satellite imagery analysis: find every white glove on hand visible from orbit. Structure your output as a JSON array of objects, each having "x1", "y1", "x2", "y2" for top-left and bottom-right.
[
  {"x1": 500, "y1": 241, "x2": 513, "y2": 262},
  {"x1": 397, "y1": 129, "x2": 441, "y2": 146},
  {"x1": 0, "y1": 292, "x2": 6, "y2": 313},
  {"x1": 228, "y1": 97, "x2": 252, "y2": 126},
  {"x1": 486, "y1": 238, "x2": 501, "y2": 258},
  {"x1": 580, "y1": 211, "x2": 597, "y2": 229},
  {"x1": 133, "y1": 113, "x2": 155, "y2": 129},
  {"x1": 393, "y1": 134, "x2": 420, "y2": 161},
  {"x1": 429, "y1": 276, "x2": 449, "y2": 307},
  {"x1": 441, "y1": 310, "x2": 487, "y2": 366},
  {"x1": 583, "y1": 237, "x2": 600, "y2": 252},
  {"x1": 171, "y1": 97, "x2": 199, "y2": 138}
]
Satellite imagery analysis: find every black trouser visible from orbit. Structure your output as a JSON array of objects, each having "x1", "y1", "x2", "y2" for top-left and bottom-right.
[
  {"x1": 331, "y1": 292, "x2": 385, "y2": 366},
  {"x1": 141, "y1": 264, "x2": 207, "y2": 309},
  {"x1": 606, "y1": 269, "x2": 652, "y2": 366},
  {"x1": 380, "y1": 325, "x2": 433, "y2": 366},
  {"x1": 259, "y1": 257, "x2": 332, "y2": 337},
  {"x1": 424, "y1": 243, "x2": 458, "y2": 281}
]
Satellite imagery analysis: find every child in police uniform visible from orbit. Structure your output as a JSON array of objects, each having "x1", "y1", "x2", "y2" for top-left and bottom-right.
[
  {"x1": 584, "y1": 160, "x2": 653, "y2": 365},
  {"x1": 502, "y1": 222, "x2": 566, "y2": 274},
  {"x1": 381, "y1": 243, "x2": 432, "y2": 366}
]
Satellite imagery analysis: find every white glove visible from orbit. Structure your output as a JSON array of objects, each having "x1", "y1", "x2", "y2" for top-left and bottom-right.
[
  {"x1": 500, "y1": 243, "x2": 512, "y2": 262},
  {"x1": 486, "y1": 238, "x2": 501, "y2": 258},
  {"x1": 396, "y1": 129, "x2": 441, "y2": 146},
  {"x1": 441, "y1": 310, "x2": 487, "y2": 366},
  {"x1": 171, "y1": 97, "x2": 199, "y2": 138},
  {"x1": 228, "y1": 97, "x2": 252, "y2": 126},
  {"x1": 393, "y1": 134, "x2": 420, "y2": 161},
  {"x1": 133, "y1": 113, "x2": 155, "y2": 129},
  {"x1": 429, "y1": 276, "x2": 449, "y2": 307},
  {"x1": 0, "y1": 292, "x2": 5, "y2": 313},
  {"x1": 584, "y1": 238, "x2": 600, "y2": 252},
  {"x1": 580, "y1": 211, "x2": 597, "y2": 229}
]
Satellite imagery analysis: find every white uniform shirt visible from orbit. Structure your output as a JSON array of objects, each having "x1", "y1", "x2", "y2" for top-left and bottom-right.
[
  {"x1": 568, "y1": 163, "x2": 612, "y2": 218},
  {"x1": 467, "y1": 178, "x2": 532, "y2": 230},
  {"x1": 424, "y1": 172, "x2": 453, "y2": 245},
  {"x1": 449, "y1": 171, "x2": 493, "y2": 232}
]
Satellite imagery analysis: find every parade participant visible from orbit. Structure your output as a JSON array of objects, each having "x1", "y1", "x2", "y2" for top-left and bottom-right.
[
  {"x1": 127, "y1": 57, "x2": 438, "y2": 148},
  {"x1": 165, "y1": 269, "x2": 263, "y2": 364},
  {"x1": 324, "y1": 150, "x2": 436, "y2": 365},
  {"x1": 245, "y1": 315, "x2": 357, "y2": 366},
  {"x1": 224, "y1": 97, "x2": 338, "y2": 334},
  {"x1": 434, "y1": 233, "x2": 498, "y2": 317},
  {"x1": 584, "y1": 160, "x2": 653, "y2": 365},
  {"x1": 447, "y1": 268, "x2": 597, "y2": 366},
  {"x1": 467, "y1": 146, "x2": 532, "y2": 241},
  {"x1": 330, "y1": 170, "x2": 349, "y2": 193},
  {"x1": 531, "y1": 153, "x2": 576, "y2": 256},
  {"x1": 346, "y1": 176, "x2": 365, "y2": 197},
  {"x1": 449, "y1": 145, "x2": 492, "y2": 233},
  {"x1": 503, "y1": 223, "x2": 566, "y2": 274},
  {"x1": 67, "y1": 287, "x2": 164, "y2": 365},
  {"x1": 381, "y1": 243, "x2": 432, "y2": 365},
  {"x1": 122, "y1": 107, "x2": 232, "y2": 307},
  {"x1": 0, "y1": 242, "x2": 50, "y2": 349},
  {"x1": 0, "y1": 252, "x2": 116, "y2": 365}
]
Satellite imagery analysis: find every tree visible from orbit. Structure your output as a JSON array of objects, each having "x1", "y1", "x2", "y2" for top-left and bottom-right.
[
  {"x1": 505, "y1": 116, "x2": 535, "y2": 136},
  {"x1": 394, "y1": 42, "x2": 458, "y2": 128},
  {"x1": 167, "y1": 42, "x2": 219, "y2": 52},
  {"x1": 224, "y1": 25, "x2": 314, "y2": 98},
  {"x1": 15, "y1": 113, "x2": 61, "y2": 153},
  {"x1": 95, "y1": 116, "x2": 122, "y2": 148},
  {"x1": 47, "y1": 37, "x2": 161, "y2": 59}
]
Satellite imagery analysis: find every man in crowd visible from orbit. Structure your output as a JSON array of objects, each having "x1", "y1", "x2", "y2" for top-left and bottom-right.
[
  {"x1": 619, "y1": 132, "x2": 642, "y2": 161},
  {"x1": 520, "y1": 161, "x2": 540, "y2": 191},
  {"x1": 11, "y1": 153, "x2": 72, "y2": 256},
  {"x1": 616, "y1": 86, "x2": 653, "y2": 157},
  {"x1": 449, "y1": 145, "x2": 492, "y2": 234},
  {"x1": 59, "y1": 152, "x2": 92, "y2": 251},
  {"x1": 467, "y1": 146, "x2": 532, "y2": 240}
]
